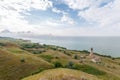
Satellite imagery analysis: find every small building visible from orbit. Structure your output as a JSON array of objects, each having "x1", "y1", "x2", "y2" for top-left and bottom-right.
[
  {"x1": 89, "y1": 48, "x2": 94, "y2": 57},
  {"x1": 88, "y1": 48, "x2": 101, "y2": 63},
  {"x1": 91, "y1": 57, "x2": 101, "y2": 63}
]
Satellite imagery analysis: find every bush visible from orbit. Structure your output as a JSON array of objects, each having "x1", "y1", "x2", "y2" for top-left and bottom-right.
[
  {"x1": 73, "y1": 64, "x2": 106, "y2": 76},
  {"x1": 112, "y1": 58, "x2": 115, "y2": 60},
  {"x1": 74, "y1": 54, "x2": 78, "y2": 59},
  {"x1": 54, "y1": 61, "x2": 63, "y2": 68},
  {"x1": 21, "y1": 43, "x2": 43, "y2": 49},
  {"x1": 66, "y1": 61, "x2": 74, "y2": 69},
  {"x1": 81, "y1": 50, "x2": 89, "y2": 53},
  {"x1": 31, "y1": 68, "x2": 45, "y2": 75},
  {"x1": 0, "y1": 43, "x2": 6, "y2": 46},
  {"x1": 41, "y1": 55, "x2": 53, "y2": 62},
  {"x1": 119, "y1": 63, "x2": 120, "y2": 65},
  {"x1": 64, "y1": 51, "x2": 71, "y2": 56},
  {"x1": 20, "y1": 57, "x2": 25, "y2": 62},
  {"x1": 32, "y1": 50, "x2": 46, "y2": 54}
]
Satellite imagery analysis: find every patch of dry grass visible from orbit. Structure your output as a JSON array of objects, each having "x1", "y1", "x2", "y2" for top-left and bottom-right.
[
  {"x1": 22, "y1": 68, "x2": 101, "y2": 80},
  {"x1": 0, "y1": 48, "x2": 53, "y2": 80}
]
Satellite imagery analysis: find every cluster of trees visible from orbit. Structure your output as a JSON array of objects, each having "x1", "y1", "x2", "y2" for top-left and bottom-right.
[
  {"x1": 53, "y1": 61, "x2": 74, "y2": 69},
  {"x1": 21, "y1": 43, "x2": 44, "y2": 49},
  {"x1": 32, "y1": 50, "x2": 46, "y2": 54},
  {"x1": 20, "y1": 43, "x2": 46, "y2": 54}
]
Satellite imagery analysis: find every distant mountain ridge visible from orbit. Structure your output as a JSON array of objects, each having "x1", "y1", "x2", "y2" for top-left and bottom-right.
[
  {"x1": 1, "y1": 29, "x2": 12, "y2": 33},
  {"x1": 0, "y1": 29, "x2": 53, "y2": 39}
]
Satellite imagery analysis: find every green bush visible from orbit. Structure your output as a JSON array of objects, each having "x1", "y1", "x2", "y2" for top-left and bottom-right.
[
  {"x1": 31, "y1": 68, "x2": 45, "y2": 75},
  {"x1": 54, "y1": 61, "x2": 63, "y2": 68},
  {"x1": 21, "y1": 43, "x2": 44, "y2": 49},
  {"x1": 66, "y1": 61, "x2": 74, "y2": 69},
  {"x1": 81, "y1": 50, "x2": 89, "y2": 53},
  {"x1": 64, "y1": 51, "x2": 71, "y2": 56},
  {"x1": 20, "y1": 57, "x2": 25, "y2": 62},
  {"x1": 0, "y1": 43, "x2": 6, "y2": 46},
  {"x1": 32, "y1": 50, "x2": 46, "y2": 54},
  {"x1": 73, "y1": 64, "x2": 106, "y2": 76},
  {"x1": 74, "y1": 54, "x2": 78, "y2": 59},
  {"x1": 41, "y1": 55, "x2": 53, "y2": 62}
]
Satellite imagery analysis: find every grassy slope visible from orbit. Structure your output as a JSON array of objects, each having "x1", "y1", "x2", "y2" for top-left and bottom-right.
[
  {"x1": 22, "y1": 68, "x2": 101, "y2": 80},
  {"x1": 36, "y1": 49, "x2": 120, "y2": 80},
  {"x1": 0, "y1": 45, "x2": 53, "y2": 80},
  {"x1": 90, "y1": 57, "x2": 120, "y2": 78},
  {"x1": 0, "y1": 37, "x2": 120, "y2": 80}
]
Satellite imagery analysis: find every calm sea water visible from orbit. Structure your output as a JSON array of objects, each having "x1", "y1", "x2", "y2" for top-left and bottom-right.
[{"x1": 22, "y1": 36, "x2": 120, "y2": 57}]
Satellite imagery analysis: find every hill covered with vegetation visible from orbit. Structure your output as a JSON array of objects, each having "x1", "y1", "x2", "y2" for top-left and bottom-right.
[{"x1": 0, "y1": 37, "x2": 120, "y2": 80}]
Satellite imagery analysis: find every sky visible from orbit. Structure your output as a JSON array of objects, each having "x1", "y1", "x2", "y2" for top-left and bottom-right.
[{"x1": 0, "y1": 0, "x2": 120, "y2": 36}]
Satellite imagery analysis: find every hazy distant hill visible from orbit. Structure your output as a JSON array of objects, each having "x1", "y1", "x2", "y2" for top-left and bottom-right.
[
  {"x1": 0, "y1": 29, "x2": 53, "y2": 39},
  {"x1": 1, "y1": 29, "x2": 12, "y2": 33}
]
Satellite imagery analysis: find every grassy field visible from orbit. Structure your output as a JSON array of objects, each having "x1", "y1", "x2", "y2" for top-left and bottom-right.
[
  {"x1": 0, "y1": 37, "x2": 120, "y2": 80},
  {"x1": 22, "y1": 68, "x2": 101, "y2": 80},
  {"x1": 0, "y1": 40, "x2": 53, "y2": 80}
]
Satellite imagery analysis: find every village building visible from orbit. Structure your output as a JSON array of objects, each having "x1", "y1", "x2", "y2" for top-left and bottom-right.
[{"x1": 89, "y1": 48, "x2": 101, "y2": 63}]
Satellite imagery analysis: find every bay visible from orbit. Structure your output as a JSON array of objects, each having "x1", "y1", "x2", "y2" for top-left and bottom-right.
[{"x1": 22, "y1": 36, "x2": 120, "y2": 57}]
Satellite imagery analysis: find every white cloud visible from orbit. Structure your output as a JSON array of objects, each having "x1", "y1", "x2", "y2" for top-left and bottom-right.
[
  {"x1": 61, "y1": 15, "x2": 75, "y2": 25},
  {"x1": 63, "y1": 0, "x2": 120, "y2": 27},
  {"x1": 31, "y1": 0, "x2": 52, "y2": 10},
  {"x1": 52, "y1": 8, "x2": 67, "y2": 14},
  {"x1": 0, "y1": 0, "x2": 120, "y2": 36},
  {"x1": 63, "y1": 0, "x2": 113, "y2": 10},
  {"x1": 63, "y1": 0, "x2": 94, "y2": 10},
  {"x1": 78, "y1": 0, "x2": 120, "y2": 27},
  {"x1": 0, "y1": 0, "x2": 52, "y2": 32},
  {"x1": 58, "y1": 0, "x2": 120, "y2": 36},
  {"x1": 52, "y1": 7, "x2": 75, "y2": 25}
]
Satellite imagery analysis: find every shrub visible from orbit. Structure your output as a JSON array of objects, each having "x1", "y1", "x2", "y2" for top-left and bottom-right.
[
  {"x1": 32, "y1": 50, "x2": 46, "y2": 54},
  {"x1": 74, "y1": 54, "x2": 78, "y2": 59},
  {"x1": 54, "y1": 61, "x2": 63, "y2": 68},
  {"x1": 31, "y1": 68, "x2": 45, "y2": 75},
  {"x1": 66, "y1": 61, "x2": 74, "y2": 69},
  {"x1": 81, "y1": 50, "x2": 89, "y2": 53},
  {"x1": 64, "y1": 51, "x2": 71, "y2": 56},
  {"x1": 0, "y1": 43, "x2": 6, "y2": 46},
  {"x1": 119, "y1": 63, "x2": 120, "y2": 65},
  {"x1": 20, "y1": 43, "x2": 43, "y2": 49},
  {"x1": 55, "y1": 56, "x2": 59, "y2": 59},
  {"x1": 51, "y1": 47, "x2": 57, "y2": 50},
  {"x1": 41, "y1": 55, "x2": 53, "y2": 62},
  {"x1": 20, "y1": 57, "x2": 25, "y2": 62},
  {"x1": 112, "y1": 58, "x2": 115, "y2": 60},
  {"x1": 73, "y1": 64, "x2": 106, "y2": 76}
]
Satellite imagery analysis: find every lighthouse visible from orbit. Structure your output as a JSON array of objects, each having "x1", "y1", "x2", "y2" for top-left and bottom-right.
[{"x1": 89, "y1": 48, "x2": 93, "y2": 57}]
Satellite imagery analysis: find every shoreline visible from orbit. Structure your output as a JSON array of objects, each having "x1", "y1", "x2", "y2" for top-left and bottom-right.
[{"x1": 0, "y1": 36, "x2": 120, "y2": 58}]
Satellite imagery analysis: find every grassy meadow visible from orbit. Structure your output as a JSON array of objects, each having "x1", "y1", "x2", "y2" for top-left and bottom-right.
[{"x1": 0, "y1": 37, "x2": 120, "y2": 80}]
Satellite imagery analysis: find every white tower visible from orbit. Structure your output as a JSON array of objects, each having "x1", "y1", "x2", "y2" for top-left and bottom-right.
[{"x1": 89, "y1": 48, "x2": 93, "y2": 57}]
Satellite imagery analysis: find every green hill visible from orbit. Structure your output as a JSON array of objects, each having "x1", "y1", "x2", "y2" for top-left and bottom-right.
[
  {"x1": 0, "y1": 38, "x2": 53, "y2": 80},
  {"x1": 0, "y1": 37, "x2": 120, "y2": 80},
  {"x1": 22, "y1": 68, "x2": 101, "y2": 80}
]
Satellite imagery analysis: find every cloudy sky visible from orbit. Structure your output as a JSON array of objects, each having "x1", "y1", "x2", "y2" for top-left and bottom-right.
[{"x1": 0, "y1": 0, "x2": 120, "y2": 36}]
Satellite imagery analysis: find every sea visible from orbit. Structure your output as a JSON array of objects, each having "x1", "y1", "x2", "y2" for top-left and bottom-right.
[{"x1": 21, "y1": 36, "x2": 120, "y2": 57}]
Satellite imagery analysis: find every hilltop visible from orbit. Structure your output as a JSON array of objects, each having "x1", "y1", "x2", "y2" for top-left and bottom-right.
[
  {"x1": 0, "y1": 37, "x2": 120, "y2": 80},
  {"x1": 22, "y1": 68, "x2": 101, "y2": 80}
]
